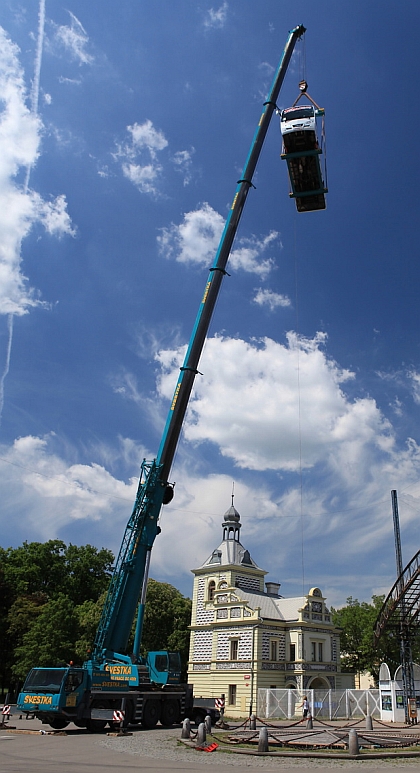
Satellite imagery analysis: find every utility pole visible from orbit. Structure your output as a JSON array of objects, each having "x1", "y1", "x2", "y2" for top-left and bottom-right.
[{"x1": 391, "y1": 490, "x2": 415, "y2": 723}]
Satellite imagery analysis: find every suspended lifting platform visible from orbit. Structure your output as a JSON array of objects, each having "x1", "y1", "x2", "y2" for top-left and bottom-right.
[{"x1": 280, "y1": 80, "x2": 328, "y2": 212}]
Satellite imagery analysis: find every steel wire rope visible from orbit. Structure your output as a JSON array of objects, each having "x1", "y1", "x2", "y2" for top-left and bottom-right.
[{"x1": 293, "y1": 214, "x2": 306, "y2": 598}]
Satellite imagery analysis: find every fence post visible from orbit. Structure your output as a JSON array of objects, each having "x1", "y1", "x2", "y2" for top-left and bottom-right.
[
  {"x1": 258, "y1": 726, "x2": 269, "y2": 752},
  {"x1": 348, "y1": 729, "x2": 359, "y2": 755}
]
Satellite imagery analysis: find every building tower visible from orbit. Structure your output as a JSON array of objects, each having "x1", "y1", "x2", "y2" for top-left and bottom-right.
[{"x1": 188, "y1": 499, "x2": 345, "y2": 717}]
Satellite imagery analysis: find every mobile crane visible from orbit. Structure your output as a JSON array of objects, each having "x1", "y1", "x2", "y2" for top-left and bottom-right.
[{"x1": 17, "y1": 24, "x2": 307, "y2": 731}]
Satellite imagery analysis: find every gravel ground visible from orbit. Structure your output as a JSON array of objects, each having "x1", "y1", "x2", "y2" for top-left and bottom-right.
[{"x1": 100, "y1": 727, "x2": 420, "y2": 768}]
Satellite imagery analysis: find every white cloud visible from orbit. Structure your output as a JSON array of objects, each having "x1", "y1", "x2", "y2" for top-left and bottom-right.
[
  {"x1": 152, "y1": 471, "x2": 277, "y2": 582},
  {"x1": 204, "y1": 2, "x2": 229, "y2": 29},
  {"x1": 53, "y1": 11, "x2": 93, "y2": 66},
  {"x1": 127, "y1": 120, "x2": 168, "y2": 157},
  {"x1": 253, "y1": 288, "x2": 291, "y2": 311},
  {"x1": 155, "y1": 332, "x2": 392, "y2": 472},
  {"x1": 157, "y1": 203, "x2": 279, "y2": 277},
  {"x1": 0, "y1": 434, "x2": 137, "y2": 546},
  {"x1": 34, "y1": 192, "x2": 76, "y2": 237},
  {"x1": 259, "y1": 61, "x2": 275, "y2": 77},
  {"x1": 171, "y1": 148, "x2": 195, "y2": 186},
  {"x1": 151, "y1": 332, "x2": 420, "y2": 601},
  {"x1": 114, "y1": 120, "x2": 168, "y2": 195},
  {"x1": 158, "y1": 202, "x2": 223, "y2": 265},
  {"x1": 230, "y1": 232, "x2": 277, "y2": 277},
  {"x1": 0, "y1": 26, "x2": 75, "y2": 315},
  {"x1": 122, "y1": 162, "x2": 160, "y2": 194},
  {"x1": 58, "y1": 76, "x2": 82, "y2": 86},
  {"x1": 408, "y1": 370, "x2": 420, "y2": 404}
]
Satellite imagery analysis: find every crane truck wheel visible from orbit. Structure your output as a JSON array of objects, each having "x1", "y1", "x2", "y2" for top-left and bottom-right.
[
  {"x1": 48, "y1": 718, "x2": 70, "y2": 730},
  {"x1": 161, "y1": 699, "x2": 180, "y2": 726},
  {"x1": 86, "y1": 717, "x2": 107, "y2": 733},
  {"x1": 85, "y1": 700, "x2": 109, "y2": 733},
  {"x1": 193, "y1": 710, "x2": 205, "y2": 727},
  {"x1": 141, "y1": 699, "x2": 161, "y2": 729}
]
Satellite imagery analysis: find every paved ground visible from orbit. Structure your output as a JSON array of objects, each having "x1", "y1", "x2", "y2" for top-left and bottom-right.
[{"x1": 1, "y1": 715, "x2": 420, "y2": 772}]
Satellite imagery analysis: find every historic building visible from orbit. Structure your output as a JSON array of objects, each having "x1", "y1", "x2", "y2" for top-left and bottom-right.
[{"x1": 187, "y1": 500, "x2": 348, "y2": 717}]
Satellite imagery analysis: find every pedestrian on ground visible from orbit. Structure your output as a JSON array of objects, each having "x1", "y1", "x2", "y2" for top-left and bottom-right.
[{"x1": 299, "y1": 696, "x2": 310, "y2": 719}]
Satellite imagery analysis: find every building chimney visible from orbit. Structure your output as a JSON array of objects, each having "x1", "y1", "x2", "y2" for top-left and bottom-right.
[{"x1": 265, "y1": 582, "x2": 281, "y2": 597}]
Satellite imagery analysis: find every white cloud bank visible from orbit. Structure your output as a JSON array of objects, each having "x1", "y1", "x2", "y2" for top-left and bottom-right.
[
  {"x1": 157, "y1": 203, "x2": 278, "y2": 278},
  {"x1": 156, "y1": 331, "x2": 393, "y2": 471},
  {"x1": 0, "y1": 434, "x2": 137, "y2": 544},
  {"x1": 0, "y1": 26, "x2": 75, "y2": 316},
  {"x1": 151, "y1": 332, "x2": 420, "y2": 601},
  {"x1": 2, "y1": 331, "x2": 420, "y2": 603}
]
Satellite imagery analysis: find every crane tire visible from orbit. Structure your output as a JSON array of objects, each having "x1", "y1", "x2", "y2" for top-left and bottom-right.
[
  {"x1": 194, "y1": 710, "x2": 205, "y2": 727},
  {"x1": 48, "y1": 718, "x2": 70, "y2": 730},
  {"x1": 86, "y1": 700, "x2": 109, "y2": 733},
  {"x1": 161, "y1": 699, "x2": 180, "y2": 726},
  {"x1": 142, "y1": 699, "x2": 161, "y2": 729}
]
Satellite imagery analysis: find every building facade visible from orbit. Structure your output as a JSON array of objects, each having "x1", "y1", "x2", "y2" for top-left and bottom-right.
[{"x1": 188, "y1": 501, "x2": 348, "y2": 717}]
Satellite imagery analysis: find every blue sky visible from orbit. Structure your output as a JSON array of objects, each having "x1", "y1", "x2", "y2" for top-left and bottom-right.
[{"x1": 1, "y1": 0, "x2": 420, "y2": 609}]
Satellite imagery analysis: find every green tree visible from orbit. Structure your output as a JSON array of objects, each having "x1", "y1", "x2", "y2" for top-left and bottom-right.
[
  {"x1": 141, "y1": 579, "x2": 192, "y2": 679},
  {"x1": 64, "y1": 544, "x2": 113, "y2": 605},
  {"x1": 12, "y1": 594, "x2": 80, "y2": 680},
  {"x1": 74, "y1": 591, "x2": 107, "y2": 661},
  {"x1": 2, "y1": 540, "x2": 67, "y2": 598},
  {"x1": 0, "y1": 553, "x2": 15, "y2": 697},
  {"x1": 332, "y1": 595, "x2": 403, "y2": 682},
  {"x1": 1, "y1": 540, "x2": 192, "y2": 686},
  {"x1": 1, "y1": 540, "x2": 113, "y2": 687}
]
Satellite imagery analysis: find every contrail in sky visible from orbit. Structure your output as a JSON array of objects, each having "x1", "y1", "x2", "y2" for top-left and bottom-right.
[
  {"x1": 0, "y1": 0, "x2": 46, "y2": 426},
  {"x1": 0, "y1": 314, "x2": 15, "y2": 424},
  {"x1": 24, "y1": 0, "x2": 46, "y2": 192}
]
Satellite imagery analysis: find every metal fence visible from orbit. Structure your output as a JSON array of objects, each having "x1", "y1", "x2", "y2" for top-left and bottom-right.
[{"x1": 257, "y1": 688, "x2": 380, "y2": 720}]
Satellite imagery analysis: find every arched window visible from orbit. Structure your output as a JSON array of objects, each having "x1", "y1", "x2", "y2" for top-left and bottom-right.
[{"x1": 208, "y1": 580, "x2": 216, "y2": 601}]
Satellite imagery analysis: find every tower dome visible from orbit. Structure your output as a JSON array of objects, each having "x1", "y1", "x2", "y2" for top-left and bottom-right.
[{"x1": 222, "y1": 495, "x2": 241, "y2": 542}]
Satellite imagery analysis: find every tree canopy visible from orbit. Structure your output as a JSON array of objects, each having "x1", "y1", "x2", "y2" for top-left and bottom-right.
[
  {"x1": 0, "y1": 540, "x2": 192, "y2": 692},
  {"x1": 331, "y1": 595, "x2": 420, "y2": 683}
]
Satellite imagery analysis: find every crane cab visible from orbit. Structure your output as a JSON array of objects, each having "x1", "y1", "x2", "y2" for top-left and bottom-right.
[{"x1": 280, "y1": 102, "x2": 327, "y2": 213}]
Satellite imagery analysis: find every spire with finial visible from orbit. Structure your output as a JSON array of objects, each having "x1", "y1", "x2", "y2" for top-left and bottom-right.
[{"x1": 223, "y1": 483, "x2": 241, "y2": 541}]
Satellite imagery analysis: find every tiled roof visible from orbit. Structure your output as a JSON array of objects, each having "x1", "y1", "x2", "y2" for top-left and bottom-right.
[
  {"x1": 234, "y1": 590, "x2": 306, "y2": 622},
  {"x1": 198, "y1": 538, "x2": 263, "y2": 571}
]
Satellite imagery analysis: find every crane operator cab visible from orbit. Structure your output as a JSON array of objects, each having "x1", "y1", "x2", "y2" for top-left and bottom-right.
[{"x1": 280, "y1": 91, "x2": 328, "y2": 213}]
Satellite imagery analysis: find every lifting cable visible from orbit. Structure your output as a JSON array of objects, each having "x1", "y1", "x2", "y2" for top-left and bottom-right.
[
  {"x1": 293, "y1": 213, "x2": 306, "y2": 597},
  {"x1": 293, "y1": 30, "x2": 307, "y2": 593}
]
